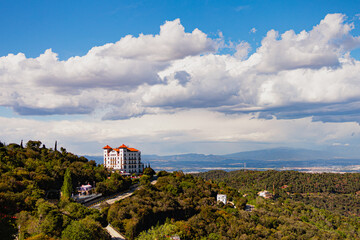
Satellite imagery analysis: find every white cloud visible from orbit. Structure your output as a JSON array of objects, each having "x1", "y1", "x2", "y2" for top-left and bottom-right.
[
  {"x1": 251, "y1": 14, "x2": 360, "y2": 72},
  {"x1": 234, "y1": 41, "x2": 251, "y2": 60},
  {"x1": 1, "y1": 13, "x2": 360, "y2": 126},
  {"x1": 332, "y1": 143, "x2": 350, "y2": 146},
  {"x1": 0, "y1": 19, "x2": 217, "y2": 116},
  {"x1": 1, "y1": 110, "x2": 359, "y2": 155},
  {"x1": 87, "y1": 19, "x2": 216, "y2": 62},
  {"x1": 250, "y1": 27, "x2": 257, "y2": 34}
]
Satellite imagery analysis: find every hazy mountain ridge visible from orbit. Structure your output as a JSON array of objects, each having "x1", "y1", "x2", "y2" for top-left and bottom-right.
[
  {"x1": 86, "y1": 147, "x2": 360, "y2": 173},
  {"x1": 141, "y1": 147, "x2": 348, "y2": 162}
]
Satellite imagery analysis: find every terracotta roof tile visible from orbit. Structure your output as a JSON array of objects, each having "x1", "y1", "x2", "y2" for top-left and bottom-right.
[{"x1": 127, "y1": 148, "x2": 139, "y2": 152}]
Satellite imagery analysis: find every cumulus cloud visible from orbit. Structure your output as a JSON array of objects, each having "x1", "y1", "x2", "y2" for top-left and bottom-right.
[
  {"x1": 1, "y1": 13, "x2": 360, "y2": 125},
  {"x1": 0, "y1": 19, "x2": 217, "y2": 116},
  {"x1": 251, "y1": 13, "x2": 360, "y2": 72},
  {"x1": 234, "y1": 41, "x2": 251, "y2": 60}
]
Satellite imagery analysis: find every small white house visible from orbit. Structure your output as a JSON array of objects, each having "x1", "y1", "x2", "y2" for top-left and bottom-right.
[
  {"x1": 217, "y1": 194, "x2": 227, "y2": 204},
  {"x1": 258, "y1": 190, "x2": 273, "y2": 199}
]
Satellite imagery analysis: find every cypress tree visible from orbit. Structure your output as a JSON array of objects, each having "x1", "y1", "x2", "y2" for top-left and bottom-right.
[
  {"x1": 54, "y1": 140, "x2": 57, "y2": 151},
  {"x1": 61, "y1": 168, "x2": 73, "y2": 199}
]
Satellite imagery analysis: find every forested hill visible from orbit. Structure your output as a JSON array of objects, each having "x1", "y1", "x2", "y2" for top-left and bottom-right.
[
  {"x1": 107, "y1": 171, "x2": 360, "y2": 239},
  {"x1": 196, "y1": 170, "x2": 360, "y2": 194},
  {"x1": 0, "y1": 141, "x2": 109, "y2": 213},
  {"x1": 0, "y1": 140, "x2": 111, "y2": 239},
  {"x1": 196, "y1": 170, "x2": 360, "y2": 217}
]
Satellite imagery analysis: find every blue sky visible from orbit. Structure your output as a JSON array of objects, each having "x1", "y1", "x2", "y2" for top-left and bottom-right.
[
  {"x1": 1, "y1": 0, "x2": 359, "y2": 59},
  {"x1": 1, "y1": 0, "x2": 360, "y2": 156}
]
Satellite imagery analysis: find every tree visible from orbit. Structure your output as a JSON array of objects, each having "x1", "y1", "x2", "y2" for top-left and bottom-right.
[
  {"x1": 143, "y1": 167, "x2": 155, "y2": 177},
  {"x1": 61, "y1": 218, "x2": 111, "y2": 240},
  {"x1": 61, "y1": 169, "x2": 73, "y2": 200},
  {"x1": 140, "y1": 175, "x2": 151, "y2": 186},
  {"x1": 157, "y1": 171, "x2": 169, "y2": 177},
  {"x1": 26, "y1": 140, "x2": 42, "y2": 150}
]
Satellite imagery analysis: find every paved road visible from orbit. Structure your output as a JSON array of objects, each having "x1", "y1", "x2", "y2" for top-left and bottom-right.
[
  {"x1": 90, "y1": 187, "x2": 137, "y2": 210},
  {"x1": 91, "y1": 179, "x2": 157, "y2": 239},
  {"x1": 105, "y1": 225, "x2": 126, "y2": 240},
  {"x1": 90, "y1": 180, "x2": 157, "y2": 210}
]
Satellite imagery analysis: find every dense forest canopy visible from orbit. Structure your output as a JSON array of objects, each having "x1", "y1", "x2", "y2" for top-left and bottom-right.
[
  {"x1": 2, "y1": 140, "x2": 360, "y2": 239},
  {"x1": 195, "y1": 170, "x2": 360, "y2": 217},
  {"x1": 108, "y1": 171, "x2": 360, "y2": 240},
  {"x1": 0, "y1": 140, "x2": 116, "y2": 239},
  {"x1": 196, "y1": 170, "x2": 360, "y2": 194},
  {"x1": 0, "y1": 141, "x2": 108, "y2": 215}
]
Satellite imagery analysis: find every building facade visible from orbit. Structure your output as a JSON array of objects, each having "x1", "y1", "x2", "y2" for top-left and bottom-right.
[
  {"x1": 103, "y1": 144, "x2": 144, "y2": 173},
  {"x1": 217, "y1": 194, "x2": 227, "y2": 204}
]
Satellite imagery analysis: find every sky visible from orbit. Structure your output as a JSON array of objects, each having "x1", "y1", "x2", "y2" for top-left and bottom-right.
[{"x1": 1, "y1": 0, "x2": 360, "y2": 156}]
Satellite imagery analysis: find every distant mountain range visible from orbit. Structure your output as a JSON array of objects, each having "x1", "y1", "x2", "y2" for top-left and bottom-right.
[
  {"x1": 85, "y1": 147, "x2": 360, "y2": 173},
  {"x1": 142, "y1": 147, "x2": 336, "y2": 162}
]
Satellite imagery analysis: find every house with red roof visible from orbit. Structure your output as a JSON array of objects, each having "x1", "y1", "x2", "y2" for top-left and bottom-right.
[{"x1": 103, "y1": 144, "x2": 144, "y2": 173}]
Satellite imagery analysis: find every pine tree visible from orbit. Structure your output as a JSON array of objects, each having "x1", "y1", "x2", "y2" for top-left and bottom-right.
[{"x1": 61, "y1": 168, "x2": 73, "y2": 199}]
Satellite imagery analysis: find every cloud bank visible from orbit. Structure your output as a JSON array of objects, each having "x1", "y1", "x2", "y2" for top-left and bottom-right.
[
  {"x1": 1, "y1": 14, "x2": 360, "y2": 123},
  {"x1": 2, "y1": 110, "x2": 359, "y2": 155}
]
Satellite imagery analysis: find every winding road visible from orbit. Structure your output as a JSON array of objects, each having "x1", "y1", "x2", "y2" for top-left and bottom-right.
[{"x1": 89, "y1": 179, "x2": 157, "y2": 239}]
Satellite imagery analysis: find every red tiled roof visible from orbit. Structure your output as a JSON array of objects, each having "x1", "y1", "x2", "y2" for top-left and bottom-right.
[
  {"x1": 127, "y1": 148, "x2": 139, "y2": 152},
  {"x1": 104, "y1": 144, "x2": 139, "y2": 152}
]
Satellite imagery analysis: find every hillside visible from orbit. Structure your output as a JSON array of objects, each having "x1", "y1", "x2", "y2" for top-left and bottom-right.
[
  {"x1": 2, "y1": 141, "x2": 360, "y2": 239},
  {"x1": 196, "y1": 170, "x2": 360, "y2": 217},
  {"x1": 108, "y1": 170, "x2": 360, "y2": 239},
  {"x1": 0, "y1": 141, "x2": 114, "y2": 240}
]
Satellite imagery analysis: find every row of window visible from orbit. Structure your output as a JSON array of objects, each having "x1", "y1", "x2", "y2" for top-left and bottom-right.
[{"x1": 105, "y1": 157, "x2": 141, "y2": 161}]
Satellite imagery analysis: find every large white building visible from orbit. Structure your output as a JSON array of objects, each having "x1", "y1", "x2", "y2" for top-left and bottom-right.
[{"x1": 103, "y1": 144, "x2": 144, "y2": 173}]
